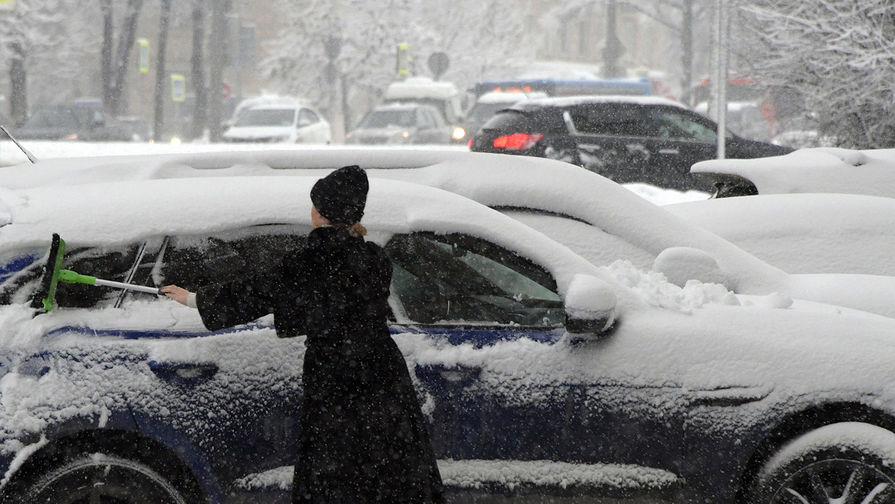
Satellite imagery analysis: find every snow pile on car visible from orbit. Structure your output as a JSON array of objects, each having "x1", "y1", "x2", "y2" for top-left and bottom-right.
[{"x1": 691, "y1": 147, "x2": 895, "y2": 198}]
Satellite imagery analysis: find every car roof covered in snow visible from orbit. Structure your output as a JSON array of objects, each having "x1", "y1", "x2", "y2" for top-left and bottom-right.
[
  {"x1": 511, "y1": 94, "x2": 687, "y2": 111},
  {"x1": 0, "y1": 175, "x2": 601, "y2": 300},
  {"x1": 0, "y1": 148, "x2": 782, "y2": 292}
]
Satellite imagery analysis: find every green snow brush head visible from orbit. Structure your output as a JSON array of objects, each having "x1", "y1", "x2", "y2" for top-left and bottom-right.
[{"x1": 30, "y1": 233, "x2": 65, "y2": 312}]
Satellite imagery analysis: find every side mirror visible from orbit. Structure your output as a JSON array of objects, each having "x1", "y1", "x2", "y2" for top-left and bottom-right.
[
  {"x1": 564, "y1": 274, "x2": 617, "y2": 339},
  {"x1": 653, "y1": 247, "x2": 732, "y2": 288}
]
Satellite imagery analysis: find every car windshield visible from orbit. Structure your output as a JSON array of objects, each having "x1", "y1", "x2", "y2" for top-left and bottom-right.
[
  {"x1": 234, "y1": 108, "x2": 296, "y2": 127},
  {"x1": 358, "y1": 110, "x2": 415, "y2": 129}
]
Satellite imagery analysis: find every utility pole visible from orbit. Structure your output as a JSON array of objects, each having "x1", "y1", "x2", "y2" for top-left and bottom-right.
[
  {"x1": 682, "y1": 0, "x2": 694, "y2": 106},
  {"x1": 153, "y1": 0, "x2": 171, "y2": 142},
  {"x1": 602, "y1": 0, "x2": 623, "y2": 78},
  {"x1": 713, "y1": 0, "x2": 729, "y2": 159},
  {"x1": 190, "y1": 0, "x2": 207, "y2": 140}
]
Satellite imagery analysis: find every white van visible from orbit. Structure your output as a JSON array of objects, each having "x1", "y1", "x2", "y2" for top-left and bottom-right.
[{"x1": 383, "y1": 77, "x2": 465, "y2": 142}]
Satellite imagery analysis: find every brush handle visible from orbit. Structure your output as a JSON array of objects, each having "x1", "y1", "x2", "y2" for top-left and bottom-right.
[{"x1": 94, "y1": 278, "x2": 162, "y2": 295}]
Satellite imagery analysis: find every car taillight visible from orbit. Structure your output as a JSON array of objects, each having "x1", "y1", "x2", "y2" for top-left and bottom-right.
[{"x1": 492, "y1": 133, "x2": 544, "y2": 151}]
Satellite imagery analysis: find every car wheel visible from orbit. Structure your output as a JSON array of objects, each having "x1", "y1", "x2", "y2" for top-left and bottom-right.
[
  {"x1": 751, "y1": 422, "x2": 895, "y2": 504},
  {"x1": 16, "y1": 452, "x2": 190, "y2": 504}
]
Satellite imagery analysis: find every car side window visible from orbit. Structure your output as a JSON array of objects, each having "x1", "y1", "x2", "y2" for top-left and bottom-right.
[
  {"x1": 651, "y1": 108, "x2": 718, "y2": 143},
  {"x1": 0, "y1": 245, "x2": 139, "y2": 308},
  {"x1": 569, "y1": 104, "x2": 650, "y2": 137},
  {"x1": 298, "y1": 109, "x2": 318, "y2": 127},
  {"x1": 151, "y1": 224, "x2": 309, "y2": 292},
  {"x1": 385, "y1": 233, "x2": 563, "y2": 327}
]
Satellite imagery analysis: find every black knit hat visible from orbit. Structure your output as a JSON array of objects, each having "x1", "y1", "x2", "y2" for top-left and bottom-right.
[{"x1": 310, "y1": 165, "x2": 369, "y2": 224}]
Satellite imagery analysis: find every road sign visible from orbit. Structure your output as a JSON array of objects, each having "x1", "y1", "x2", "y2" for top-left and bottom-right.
[
  {"x1": 427, "y1": 52, "x2": 449, "y2": 81},
  {"x1": 170, "y1": 74, "x2": 186, "y2": 102},
  {"x1": 396, "y1": 43, "x2": 410, "y2": 77},
  {"x1": 138, "y1": 39, "x2": 150, "y2": 74},
  {"x1": 0, "y1": 0, "x2": 16, "y2": 12}
]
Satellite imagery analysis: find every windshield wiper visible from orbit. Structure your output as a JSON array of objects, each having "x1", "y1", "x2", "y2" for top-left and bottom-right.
[{"x1": 0, "y1": 124, "x2": 37, "y2": 164}]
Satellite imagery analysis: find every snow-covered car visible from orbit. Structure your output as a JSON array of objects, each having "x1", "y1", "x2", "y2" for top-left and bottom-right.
[
  {"x1": 692, "y1": 147, "x2": 895, "y2": 198},
  {"x1": 2, "y1": 149, "x2": 895, "y2": 319},
  {"x1": 4, "y1": 175, "x2": 895, "y2": 504},
  {"x1": 666, "y1": 192, "x2": 895, "y2": 276},
  {"x1": 222, "y1": 102, "x2": 331, "y2": 144},
  {"x1": 345, "y1": 103, "x2": 454, "y2": 145}
]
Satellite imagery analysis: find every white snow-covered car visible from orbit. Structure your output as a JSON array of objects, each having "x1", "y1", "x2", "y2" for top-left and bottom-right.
[
  {"x1": 222, "y1": 102, "x2": 331, "y2": 144},
  {"x1": 3, "y1": 175, "x2": 895, "y2": 503},
  {"x1": 692, "y1": 147, "x2": 895, "y2": 198},
  {"x1": 666, "y1": 192, "x2": 895, "y2": 276},
  {"x1": 2, "y1": 149, "x2": 895, "y2": 319}
]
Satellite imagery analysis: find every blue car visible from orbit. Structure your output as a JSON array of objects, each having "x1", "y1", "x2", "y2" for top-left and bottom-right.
[{"x1": 1, "y1": 175, "x2": 895, "y2": 504}]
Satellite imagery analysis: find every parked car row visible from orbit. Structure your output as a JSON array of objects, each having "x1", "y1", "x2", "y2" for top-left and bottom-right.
[{"x1": 2, "y1": 154, "x2": 895, "y2": 503}]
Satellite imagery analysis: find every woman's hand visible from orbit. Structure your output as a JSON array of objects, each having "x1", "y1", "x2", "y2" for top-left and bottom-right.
[{"x1": 161, "y1": 285, "x2": 193, "y2": 306}]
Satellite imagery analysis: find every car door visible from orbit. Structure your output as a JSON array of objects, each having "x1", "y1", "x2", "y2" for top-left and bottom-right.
[
  {"x1": 647, "y1": 106, "x2": 720, "y2": 189},
  {"x1": 384, "y1": 232, "x2": 682, "y2": 501},
  {"x1": 127, "y1": 225, "x2": 307, "y2": 494},
  {"x1": 4, "y1": 226, "x2": 308, "y2": 501},
  {"x1": 566, "y1": 103, "x2": 653, "y2": 184}
]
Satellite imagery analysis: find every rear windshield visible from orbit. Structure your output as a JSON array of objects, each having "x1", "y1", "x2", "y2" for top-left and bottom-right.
[{"x1": 481, "y1": 108, "x2": 565, "y2": 134}]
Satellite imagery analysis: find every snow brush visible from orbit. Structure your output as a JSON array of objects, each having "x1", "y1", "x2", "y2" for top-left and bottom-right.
[{"x1": 31, "y1": 233, "x2": 161, "y2": 312}]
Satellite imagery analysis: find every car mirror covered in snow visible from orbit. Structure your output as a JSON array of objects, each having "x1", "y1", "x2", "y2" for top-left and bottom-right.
[
  {"x1": 563, "y1": 274, "x2": 616, "y2": 338},
  {"x1": 653, "y1": 247, "x2": 732, "y2": 290}
]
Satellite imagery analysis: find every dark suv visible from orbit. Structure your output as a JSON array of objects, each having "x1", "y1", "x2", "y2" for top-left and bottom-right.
[{"x1": 470, "y1": 96, "x2": 792, "y2": 190}]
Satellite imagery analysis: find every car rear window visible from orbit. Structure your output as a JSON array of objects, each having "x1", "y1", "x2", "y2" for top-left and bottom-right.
[{"x1": 481, "y1": 108, "x2": 565, "y2": 134}]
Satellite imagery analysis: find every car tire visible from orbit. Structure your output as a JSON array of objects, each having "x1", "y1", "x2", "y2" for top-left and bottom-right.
[
  {"x1": 750, "y1": 422, "x2": 895, "y2": 504},
  {"x1": 14, "y1": 452, "x2": 191, "y2": 504}
]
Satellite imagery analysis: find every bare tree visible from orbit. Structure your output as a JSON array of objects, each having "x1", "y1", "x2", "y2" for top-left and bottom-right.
[
  {"x1": 153, "y1": 0, "x2": 173, "y2": 141},
  {"x1": 190, "y1": 0, "x2": 208, "y2": 140},
  {"x1": 740, "y1": 0, "x2": 895, "y2": 148},
  {"x1": 0, "y1": 0, "x2": 69, "y2": 123},
  {"x1": 106, "y1": 0, "x2": 144, "y2": 116}
]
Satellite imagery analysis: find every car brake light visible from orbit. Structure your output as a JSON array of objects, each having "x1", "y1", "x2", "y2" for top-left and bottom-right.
[{"x1": 492, "y1": 133, "x2": 544, "y2": 151}]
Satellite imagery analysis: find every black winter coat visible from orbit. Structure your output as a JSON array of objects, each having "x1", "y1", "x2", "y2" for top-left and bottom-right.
[{"x1": 195, "y1": 226, "x2": 444, "y2": 503}]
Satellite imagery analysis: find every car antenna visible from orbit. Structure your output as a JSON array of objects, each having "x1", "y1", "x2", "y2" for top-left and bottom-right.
[{"x1": 0, "y1": 124, "x2": 38, "y2": 164}]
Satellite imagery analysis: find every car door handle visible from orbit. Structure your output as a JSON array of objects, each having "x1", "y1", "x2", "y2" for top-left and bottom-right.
[
  {"x1": 658, "y1": 148, "x2": 680, "y2": 155},
  {"x1": 148, "y1": 361, "x2": 218, "y2": 381}
]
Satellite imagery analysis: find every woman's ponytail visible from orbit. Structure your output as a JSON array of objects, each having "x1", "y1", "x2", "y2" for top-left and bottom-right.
[{"x1": 349, "y1": 222, "x2": 367, "y2": 237}]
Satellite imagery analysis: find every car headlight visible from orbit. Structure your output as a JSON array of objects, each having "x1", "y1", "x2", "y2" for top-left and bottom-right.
[{"x1": 451, "y1": 126, "x2": 466, "y2": 141}]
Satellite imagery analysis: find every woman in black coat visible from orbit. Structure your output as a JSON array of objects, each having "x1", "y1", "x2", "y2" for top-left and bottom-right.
[{"x1": 162, "y1": 166, "x2": 444, "y2": 503}]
